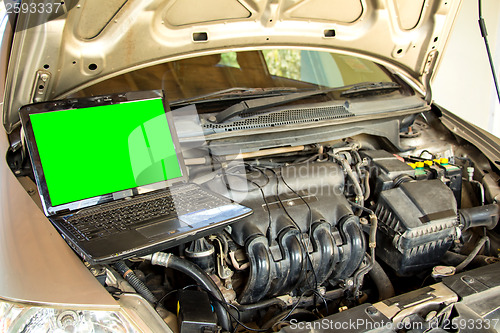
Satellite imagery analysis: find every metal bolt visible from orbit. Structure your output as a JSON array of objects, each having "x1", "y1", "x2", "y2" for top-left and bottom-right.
[
  {"x1": 208, "y1": 116, "x2": 217, "y2": 122},
  {"x1": 366, "y1": 306, "x2": 378, "y2": 315},
  {"x1": 462, "y1": 276, "x2": 474, "y2": 284},
  {"x1": 467, "y1": 167, "x2": 474, "y2": 182},
  {"x1": 401, "y1": 316, "x2": 412, "y2": 327},
  {"x1": 40, "y1": 74, "x2": 49, "y2": 82}
]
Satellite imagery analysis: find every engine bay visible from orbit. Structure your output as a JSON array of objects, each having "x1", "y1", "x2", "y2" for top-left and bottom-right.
[
  {"x1": 10, "y1": 107, "x2": 500, "y2": 332},
  {"x1": 102, "y1": 111, "x2": 500, "y2": 331}
]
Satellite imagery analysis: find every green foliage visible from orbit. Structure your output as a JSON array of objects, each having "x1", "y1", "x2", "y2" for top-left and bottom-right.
[
  {"x1": 263, "y1": 49, "x2": 301, "y2": 80},
  {"x1": 219, "y1": 52, "x2": 240, "y2": 68}
]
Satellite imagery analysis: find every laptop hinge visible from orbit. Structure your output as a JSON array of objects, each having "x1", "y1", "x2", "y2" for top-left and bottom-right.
[{"x1": 54, "y1": 208, "x2": 71, "y2": 216}]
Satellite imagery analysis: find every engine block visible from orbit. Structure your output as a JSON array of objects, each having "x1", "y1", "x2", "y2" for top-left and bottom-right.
[{"x1": 206, "y1": 162, "x2": 366, "y2": 303}]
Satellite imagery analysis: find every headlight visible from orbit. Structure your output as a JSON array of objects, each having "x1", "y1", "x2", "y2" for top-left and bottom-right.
[
  {"x1": 0, "y1": 300, "x2": 136, "y2": 333},
  {"x1": 0, "y1": 294, "x2": 171, "y2": 333}
]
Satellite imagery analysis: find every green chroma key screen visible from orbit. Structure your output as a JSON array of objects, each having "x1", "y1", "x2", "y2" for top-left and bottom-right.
[{"x1": 29, "y1": 98, "x2": 183, "y2": 206}]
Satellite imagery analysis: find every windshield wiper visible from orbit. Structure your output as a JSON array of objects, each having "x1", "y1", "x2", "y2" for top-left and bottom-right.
[
  {"x1": 211, "y1": 81, "x2": 400, "y2": 123},
  {"x1": 213, "y1": 89, "x2": 334, "y2": 123},
  {"x1": 171, "y1": 87, "x2": 300, "y2": 105},
  {"x1": 340, "y1": 81, "x2": 400, "y2": 97}
]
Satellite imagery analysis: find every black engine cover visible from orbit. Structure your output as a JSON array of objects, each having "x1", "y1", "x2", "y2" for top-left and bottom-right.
[
  {"x1": 373, "y1": 179, "x2": 458, "y2": 275},
  {"x1": 206, "y1": 162, "x2": 366, "y2": 303}
]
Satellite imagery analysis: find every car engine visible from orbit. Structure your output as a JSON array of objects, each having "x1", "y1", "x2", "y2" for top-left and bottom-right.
[
  {"x1": 12, "y1": 111, "x2": 500, "y2": 332},
  {"x1": 82, "y1": 112, "x2": 500, "y2": 333},
  {"x1": 205, "y1": 161, "x2": 366, "y2": 305}
]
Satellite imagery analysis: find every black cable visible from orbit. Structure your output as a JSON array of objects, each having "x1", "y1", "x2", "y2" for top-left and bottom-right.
[
  {"x1": 276, "y1": 167, "x2": 325, "y2": 304},
  {"x1": 218, "y1": 163, "x2": 274, "y2": 244},
  {"x1": 176, "y1": 283, "x2": 331, "y2": 332},
  {"x1": 312, "y1": 289, "x2": 329, "y2": 314},
  {"x1": 260, "y1": 292, "x2": 306, "y2": 331},
  {"x1": 215, "y1": 299, "x2": 268, "y2": 332},
  {"x1": 419, "y1": 149, "x2": 436, "y2": 159},
  {"x1": 155, "y1": 284, "x2": 199, "y2": 309},
  {"x1": 249, "y1": 165, "x2": 328, "y2": 310},
  {"x1": 279, "y1": 294, "x2": 304, "y2": 323},
  {"x1": 269, "y1": 169, "x2": 318, "y2": 282},
  {"x1": 261, "y1": 166, "x2": 319, "y2": 293},
  {"x1": 155, "y1": 289, "x2": 177, "y2": 309},
  {"x1": 249, "y1": 169, "x2": 274, "y2": 245},
  {"x1": 255, "y1": 165, "x2": 331, "y2": 313},
  {"x1": 278, "y1": 169, "x2": 314, "y2": 232},
  {"x1": 267, "y1": 289, "x2": 323, "y2": 329},
  {"x1": 348, "y1": 200, "x2": 375, "y2": 216},
  {"x1": 224, "y1": 162, "x2": 329, "y2": 302},
  {"x1": 479, "y1": 0, "x2": 500, "y2": 104},
  {"x1": 454, "y1": 156, "x2": 474, "y2": 168},
  {"x1": 201, "y1": 286, "x2": 268, "y2": 332},
  {"x1": 220, "y1": 163, "x2": 270, "y2": 192},
  {"x1": 215, "y1": 163, "x2": 327, "y2": 321}
]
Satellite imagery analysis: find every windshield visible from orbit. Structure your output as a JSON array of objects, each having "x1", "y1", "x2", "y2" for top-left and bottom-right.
[{"x1": 72, "y1": 49, "x2": 394, "y2": 102}]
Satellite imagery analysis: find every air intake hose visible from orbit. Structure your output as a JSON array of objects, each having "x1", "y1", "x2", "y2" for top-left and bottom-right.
[
  {"x1": 460, "y1": 203, "x2": 500, "y2": 230},
  {"x1": 143, "y1": 252, "x2": 232, "y2": 332}
]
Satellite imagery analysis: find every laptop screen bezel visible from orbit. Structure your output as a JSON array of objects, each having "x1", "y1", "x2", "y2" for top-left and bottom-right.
[{"x1": 19, "y1": 90, "x2": 188, "y2": 216}]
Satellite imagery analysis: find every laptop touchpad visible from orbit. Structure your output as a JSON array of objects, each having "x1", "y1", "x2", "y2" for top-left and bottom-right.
[{"x1": 137, "y1": 219, "x2": 191, "y2": 238}]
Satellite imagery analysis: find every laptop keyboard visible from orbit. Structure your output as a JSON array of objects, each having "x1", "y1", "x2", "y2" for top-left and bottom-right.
[{"x1": 63, "y1": 184, "x2": 231, "y2": 241}]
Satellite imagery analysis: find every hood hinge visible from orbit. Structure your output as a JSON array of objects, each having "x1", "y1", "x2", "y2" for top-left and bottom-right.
[
  {"x1": 422, "y1": 50, "x2": 439, "y2": 105},
  {"x1": 31, "y1": 70, "x2": 51, "y2": 103}
]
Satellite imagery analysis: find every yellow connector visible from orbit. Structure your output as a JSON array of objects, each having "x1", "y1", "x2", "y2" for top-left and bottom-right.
[{"x1": 439, "y1": 158, "x2": 449, "y2": 165}]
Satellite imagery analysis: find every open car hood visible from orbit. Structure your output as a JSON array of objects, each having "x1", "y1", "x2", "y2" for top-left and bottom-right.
[{"x1": 3, "y1": 0, "x2": 462, "y2": 133}]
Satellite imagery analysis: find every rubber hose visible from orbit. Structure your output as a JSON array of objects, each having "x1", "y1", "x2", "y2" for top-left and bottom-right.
[
  {"x1": 236, "y1": 298, "x2": 287, "y2": 312},
  {"x1": 363, "y1": 169, "x2": 371, "y2": 200},
  {"x1": 441, "y1": 251, "x2": 499, "y2": 267},
  {"x1": 146, "y1": 252, "x2": 232, "y2": 332},
  {"x1": 261, "y1": 289, "x2": 344, "y2": 330},
  {"x1": 114, "y1": 261, "x2": 157, "y2": 304},
  {"x1": 338, "y1": 156, "x2": 364, "y2": 208},
  {"x1": 460, "y1": 204, "x2": 500, "y2": 230},
  {"x1": 368, "y1": 214, "x2": 378, "y2": 249},
  {"x1": 456, "y1": 236, "x2": 489, "y2": 272},
  {"x1": 368, "y1": 260, "x2": 395, "y2": 300}
]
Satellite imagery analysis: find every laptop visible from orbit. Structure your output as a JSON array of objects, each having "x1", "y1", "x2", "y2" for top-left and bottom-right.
[{"x1": 19, "y1": 90, "x2": 252, "y2": 264}]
